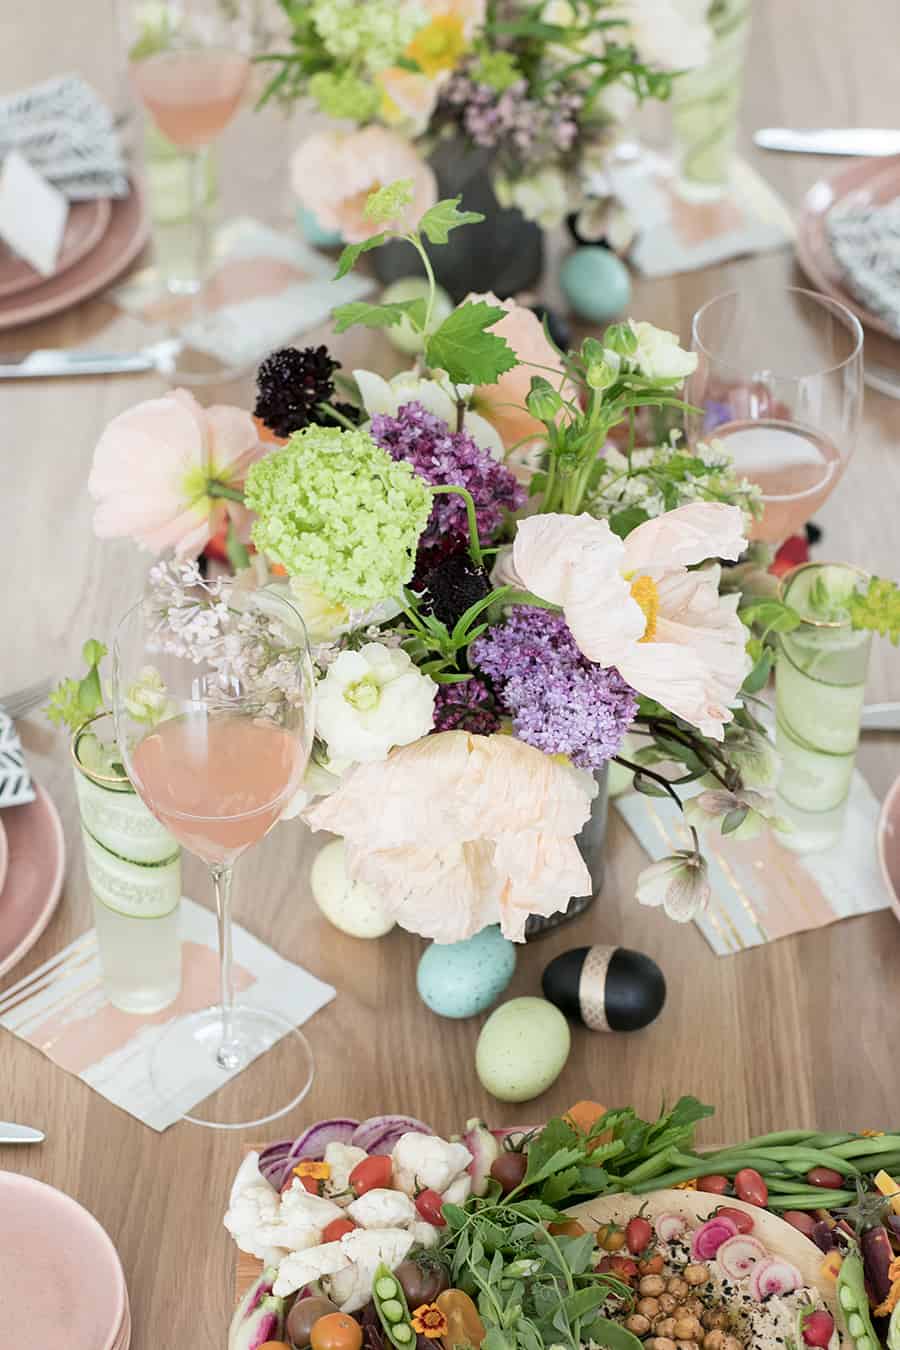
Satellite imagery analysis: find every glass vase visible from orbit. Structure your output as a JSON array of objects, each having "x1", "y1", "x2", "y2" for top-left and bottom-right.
[
  {"x1": 671, "y1": 0, "x2": 752, "y2": 202},
  {"x1": 72, "y1": 714, "x2": 183, "y2": 1013},
  {"x1": 525, "y1": 765, "x2": 608, "y2": 938},
  {"x1": 775, "y1": 563, "x2": 872, "y2": 854}
]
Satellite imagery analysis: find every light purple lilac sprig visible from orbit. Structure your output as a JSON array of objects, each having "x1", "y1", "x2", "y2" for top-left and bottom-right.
[
  {"x1": 441, "y1": 72, "x2": 583, "y2": 164},
  {"x1": 471, "y1": 606, "x2": 638, "y2": 770}
]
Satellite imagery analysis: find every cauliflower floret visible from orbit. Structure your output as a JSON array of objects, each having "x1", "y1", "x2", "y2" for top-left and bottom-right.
[
  {"x1": 275, "y1": 1185, "x2": 345, "y2": 1249},
  {"x1": 224, "y1": 1155, "x2": 284, "y2": 1262},
  {"x1": 324, "y1": 1142, "x2": 368, "y2": 1204},
  {"x1": 347, "y1": 1188, "x2": 416, "y2": 1230},
  {"x1": 327, "y1": 1227, "x2": 415, "y2": 1312},
  {"x1": 273, "y1": 1240, "x2": 351, "y2": 1298},
  {"x1": 392, "y1": 1133, "x2": 473, "y2": 1197},
  {"x1": 441, "y1": 1173, "x2": 472, "y2": 1206},
  {"x1": 229, "y1": 1150, "x2": 267, "y2": 1207},
  {"x1": 408, "y1": 1220, "x2": 440, "y2": 1250}
]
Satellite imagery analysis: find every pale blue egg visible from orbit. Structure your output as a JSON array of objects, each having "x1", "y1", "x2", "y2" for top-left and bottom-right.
[
  {"x1": 295, "y1": 206, "x2": 344, "y2": 249},
  {"x1": 417, "y1": 925, "x2": 517, "y2": 1019},
  {"x1": 559, "y1": 246, "x2": 632, "y2": 323}
]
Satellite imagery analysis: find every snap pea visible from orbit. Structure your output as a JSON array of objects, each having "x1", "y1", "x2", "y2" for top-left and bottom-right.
[
  {"x1": 372, "y1": 1263, "x2": 415, "y2": 1349},
  {"x1": 837, "y1": 1249, "x2": 880, "y2": 1350},
  {"x1": 765, "y1": 1189, "x2": 854, "y2": 1210}
]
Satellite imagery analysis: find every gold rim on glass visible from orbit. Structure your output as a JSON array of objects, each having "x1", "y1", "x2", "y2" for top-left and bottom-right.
[
  {"x1": 778, "y1": 560, "x2": 871, "y2": 628},
  {"x1": 71, "y1": 711, "x2": 131, "y2": 788}
]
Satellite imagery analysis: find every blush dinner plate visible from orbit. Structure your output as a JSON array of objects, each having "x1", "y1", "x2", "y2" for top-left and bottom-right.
[
  {"x1": 0, "y1": 782, "x2": 65, "y2": 982},
  {"x1": 0, "y1": 179, "x2": 148, "y2": 331},
  {"x1": 0, "y1": 1172, "x2": 128, "y2": 1350},
  {"x1": 0, "y1": 196, "x2": 111, "y2": 301},
  {"x1": 0, "y1": 819, "x2": 7, "y2": 897}
]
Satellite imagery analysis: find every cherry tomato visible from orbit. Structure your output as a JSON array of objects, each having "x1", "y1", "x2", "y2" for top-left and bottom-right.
[
  {"x1": 697, "y1": 1175, "x2": 730, "y2": 1195},
  {"x1": 436, "y1": 1289, "x2": 486, "y2": 1350},
  {"x1": 597, "y1": 1255, "x2": 639, "y2": 1281},
  {"x1": 783, "y1": 1210, "x2": 818, "y2": 1238},
  {"x1": 714, "y1": 1206, "x2": 755, "y2": 1234},
  {"x1": 310, "y1": 1314, "x2": 363, "y2": 1350},
  {"x1": 625, "y1": 1216, "x2": 653, "y2": 1255},
  {"x1": 322, "y1": 1217, "x2": 358, "y2": 1243},
  {"x1": 807, "y1": 1167, "x2": 843, "y2": 1190},
  {"x1": 490, "y1": 1152, "x2": 528, "y2": 1194},
  {"x1": 596, "y1": 1224, "x2": 627, "y2": 1252},
  {"x1": 801, "y1": 1310, "x2": 835, "y2": 1348},
  {"x1": 734, "y1": 1168, "x2": 768, "y2": 1207},
  {"x1": 283, "y1": 1173, "x2": 319, "y2": 1195},
  {"x1": 548, "y1": 1220, "x2": 588, "y2": 1238},
  {"x1": 258, "y1": 1343, "x2": 291, "y2": 1350},
  {"x1": 415, "y1": 1188, "x2": 447, "y2": 1227},
  {"x1": 637, "y1": 1254, "x2": 665, "y2": 1275},
  {"x1": 349, "y1": 1154, "x2": 393, "y2": 1196}
]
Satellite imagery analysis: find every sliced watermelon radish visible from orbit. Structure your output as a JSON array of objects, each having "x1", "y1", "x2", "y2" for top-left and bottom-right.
[
  {"x1": 691, "y1": 1216, "x2": 739, "y2": 1261},
  {"x1": 655, "y1": 1214, "x2": 688, "y2": 1243},
  {"x1": 717, "y1": 1235, "x2": 768, "y2": 1279},
  {"x1": 749, "y1": 1256, "x2": 803, "y2": 1301},
  {"x1": 464, "y1": 1119, "x2": 500, "y2": 1197}
]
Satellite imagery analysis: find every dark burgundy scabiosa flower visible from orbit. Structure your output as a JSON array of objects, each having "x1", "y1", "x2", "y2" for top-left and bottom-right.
[
  {"x1": 370, "y1": 401, "x2": 525, "y2": 551},
  {"x1": 471, "y1": 606, "x2": 638, "y2": 770},
  {"x1": 433, "y1": 678, "x2": 501, "y2": 736},
  {"x1": 254, "y1": 345, "x2": 358, "y2": 438},
  {"x1": 419, "y1": 552, "x2": 492, "y2": 630}
]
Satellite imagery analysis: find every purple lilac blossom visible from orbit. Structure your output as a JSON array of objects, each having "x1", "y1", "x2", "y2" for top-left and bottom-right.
[
  {"x1": 471, "y1": 606, "x2": 638, "y2": 770},
  {"x1": 703, "y1": 399, "x2": 734, "y2": 433},
  {"x1": 441, "y1": 73, "x2": 583, "y2": 163},
  {"x1": 370, "y1": 402, "x2": 525, "y2": 551},
  {"x1": 433, "y1": 678, "x2": 501, "y2": 736}
]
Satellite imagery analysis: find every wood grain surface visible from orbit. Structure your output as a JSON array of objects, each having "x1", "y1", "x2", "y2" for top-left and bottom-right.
[{"x1": 2, "y1": 3, "x2": 900, "y2": 1348}]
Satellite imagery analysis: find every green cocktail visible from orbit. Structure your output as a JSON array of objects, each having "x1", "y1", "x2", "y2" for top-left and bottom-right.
[{"x1": 775, "y1": 563, "x2": 872, "y2": 853}]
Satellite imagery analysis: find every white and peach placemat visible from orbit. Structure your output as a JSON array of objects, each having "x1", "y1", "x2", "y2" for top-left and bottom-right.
[
  {"x1": 616, "y1": 771, "x2": 893, "y2": 955},
  {"x1": 0, "y1": 898, "x2": 334, "y2": 1130}
]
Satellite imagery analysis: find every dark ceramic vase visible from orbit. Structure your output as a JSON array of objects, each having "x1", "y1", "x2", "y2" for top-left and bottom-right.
[
  {"x1": 524, "y1": 765, "x2": 608, "y2": 940},
  {"x1": 372, "y1": 138, "x2": 544, "y2": 302}
]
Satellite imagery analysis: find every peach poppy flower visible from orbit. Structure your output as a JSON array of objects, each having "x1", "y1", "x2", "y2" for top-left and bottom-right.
[
  {"x1": 305, "y1": 731, "x2": 595, "y2": 943},
  {"x1": 513, "y1": 504, "x2": 751, "y2": 739},
  {"x1": 290, "y1": 128, "x2": 437, "y2": 244},
  {"x1": 88, "y1": 388, "x2": 265, "y2": 558},
  {"x1": 466, "y1": 292, "x2": 577, "y2": 450}
]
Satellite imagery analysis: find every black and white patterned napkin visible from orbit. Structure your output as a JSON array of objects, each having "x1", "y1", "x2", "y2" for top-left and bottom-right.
[
  {"x1": 0, "y1": 75, "x2": 128, "y2": 201},
  {"x1": 0, "y1": 709, "x2": 35, "y2": 808}
]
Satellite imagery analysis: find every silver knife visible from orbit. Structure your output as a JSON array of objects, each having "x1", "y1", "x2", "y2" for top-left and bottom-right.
[
  {"x1": 862, "y1": 703, "x2": 900, "y2": 733},
  {"x1": 754, "y1": 127, "x2": 900, "y2": 156},
  {"x1": 0, "y1": 338, "x2": 181, "y2": 379},
  {"x1": 0, "y1": 1122, "x2": 45, "y2": 1144}
]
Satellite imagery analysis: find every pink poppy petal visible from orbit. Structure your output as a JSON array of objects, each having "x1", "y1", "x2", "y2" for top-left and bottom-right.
[{"x1": 623, "y1": 502, "x2": 747, "y2": 572}]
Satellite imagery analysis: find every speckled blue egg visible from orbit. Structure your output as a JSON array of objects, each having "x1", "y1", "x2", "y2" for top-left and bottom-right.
[
  {"x1": 295, "y1": 206, "x2": 344, "y2": 249},
  {"x1": 417, "y1": 925, "x2": 517, "y2": 1019},
  {"x1": 559, "y1": 246, "x2": 632, "y2": 323}
]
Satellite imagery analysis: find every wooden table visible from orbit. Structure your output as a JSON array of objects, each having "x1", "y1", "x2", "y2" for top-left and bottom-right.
[{"x1": 2, "y1": 2, "x2": 900, "y2": 1345}]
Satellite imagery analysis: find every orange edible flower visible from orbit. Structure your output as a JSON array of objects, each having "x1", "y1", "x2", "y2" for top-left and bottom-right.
[
  {"x1": 820, "y1": 1251, "x2": 843, "y2": 1283},
  {"x1": 674, "y1": 1179, "x2": 699, "y2": 1191},
  {"x1": 861, "y1": 1129, "x2": 885, "y2": 1138},
  {"x1": 874, "y1": 1279, "x2": 900, "y2": 1319},
  {"x1": 293, "y1": 1161, "x2": 331, "y2": 1180},
  {"x1": 565, "y1": 1101, "x2": 611, "y2": 1149},
  {"x1": 411, "y1": 1304, "x2": 448, "y2": 1339}
]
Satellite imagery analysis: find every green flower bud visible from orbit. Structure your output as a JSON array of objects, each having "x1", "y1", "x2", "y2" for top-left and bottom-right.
[
  {"x1": 526, "y1": 376, "x2": 563, "y2": 423},
  {"x1": 586, "y1": 361, "x2": 616, "y2": 391},
  {"x1": 603, "y1": 321, "x2": 638, "y2": 358}
]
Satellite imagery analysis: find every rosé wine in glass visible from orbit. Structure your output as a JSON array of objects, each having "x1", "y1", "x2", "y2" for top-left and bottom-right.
[{"x1": 131, "y1": 47, "x2": 250, "y2": 150}]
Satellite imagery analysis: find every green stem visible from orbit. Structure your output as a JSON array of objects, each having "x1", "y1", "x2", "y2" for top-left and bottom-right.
[
  {"x1": 612, "y1": 755, "x2": 685, "y2": 812},
  {"x1": 408, "y1": 232, "x2": 437, "y2": 336},
  {"x1": 317, "y1": 402, "x2": 357, "y2": 431},
  {"x1": 430, "y1": 485, "x2": 483, "y2": 566},
  {"x1": 206, "y1": 481, "x2": 245, "y2": 503},
  {"x1": 627, "y1": 405, "x2": 636, "y2": 472}
]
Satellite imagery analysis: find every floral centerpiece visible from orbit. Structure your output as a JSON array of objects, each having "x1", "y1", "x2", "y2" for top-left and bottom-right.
[
  {"x1": 87, "y1": 184, "x2": 814, "y2": 942},
  {"x1": 261, "y1": 0, "x2": 713, "y2": 293}
]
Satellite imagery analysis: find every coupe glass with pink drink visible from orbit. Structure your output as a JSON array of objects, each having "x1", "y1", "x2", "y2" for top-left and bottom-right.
[
  {"x1": 112, "y1": 579, "x2": 316, "y2": 1129},
  {"x1": 686, "y1": 288, "x2": 863, "y2": 546}
]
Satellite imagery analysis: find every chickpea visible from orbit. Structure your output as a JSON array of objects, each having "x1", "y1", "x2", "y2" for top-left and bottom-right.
[
  {"x1": 674, "y1": 1317, "x2": 703, "y2": 1341},
  {"x1": 648, "y1": 1339, "x2": 677, "y2": 1350},
  {"x1": 676, "y1": 1342, "x2": 699, "y2": 1350},
  {"x1": 683, "y1": 1264, "x2": 710, "y2": 1287},
  {"x1": 654, "y1": 1319, "x2": 678, "y2": 1339},
  {"x1": 658, "y1": 1293, "x2": 678, "y2": 1314},
  {"x1": 682, "y1": 1298, "x2": 704, "y2": 1318},
  {"x1": 640, "y1": 1275, "x2": 667, "y2": 1297},
  {"x1": 626, "y1": 1315, "x2": 652, "y2": 1337},
  {"x1": 638, "y1": 1298, "x2": 661, "y2": 1320},
  {"x1": 667, "y1": 1278, "x2": 689, "y2": 1298},
  {"x1": 703, "y1": 1333, "x2": 727, "y2": 1350},
  {"x1": 701, "y1": 1309, "x2": 729, "y2": 1331},
  {"x1": 722, "y1": 1338, "x2": 743, "y2": 1350}
]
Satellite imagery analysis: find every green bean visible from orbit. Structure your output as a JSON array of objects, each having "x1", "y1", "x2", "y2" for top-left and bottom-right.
[
  {"x1": 759, "y1": 1149, "x2": 861, "y2": 1177},
  {"x1": 721, "y1": 1129, "x2": 821, "y2": 1149},
  {"x1": 620, "y1": 1147, "x2": 683, "y2": 1185},
  {"x1": 832, "y1": 1134, "x2": 900, "y2": 1159},
  {"x1": 765, "y1": 1190, "x2": 854, "y2": 1210},
  {"x1": 765, "y1": 1175, "x2": 822, "y2": 1194},
  {"x1": 806, "y1": 1132, "x2": 857, "y2": 1149}
]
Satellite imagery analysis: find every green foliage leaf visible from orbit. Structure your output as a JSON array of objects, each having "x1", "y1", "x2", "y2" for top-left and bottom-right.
[
  {"x1": 722, "y1": 806, "x2": 749, "y2": 835},
  {"x1": 418, "y1": 196, "x2": 485, "y2": 244},
  {"x1": 333, "y1": 231, "x2": 391, "y2": 280},
  {"x1": 425, "y1": 301, "x2": 518, "y2": 385},
  {"x1": 742, "y1": 647, "x2": 773, "y2": 694},
  {"x1": 609, "y1": 505, "x2": 650, "y2": 539},
  {"x1": 584, "y1": 1317, "x2": 645, "y2": 1350},
  {"x1": 364, "y1": 178, "x2": 415, "y2": 226},
  {"x1": 332, "y1": 298, "x2": 426, "y2": 334},
  {"x1": 633, "y1": 772, "x2": 670, "y2": 799}
]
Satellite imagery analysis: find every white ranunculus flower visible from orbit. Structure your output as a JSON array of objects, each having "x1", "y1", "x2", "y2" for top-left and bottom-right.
[
  {"x1": 617, "y1": 0, "x2": 711, "y2": 71},
  {"x1": 287, "y1": 575, "x2": 353, "y2": 643},
  {"x1": 495, "y1": 165, "x2": 572, "y2": 230},
  {"x1": 316, "y1": 644, "x2": 437, "y2": 763},
  {"x1": 354, "y1": 368, "x2": 505, "y2": 461},
  {"x1": 636, "y1": 851, "x2": 710, "y2": 921},
  {"x1": 629, "y1": 321, "x2": 698, "y2": 382}
]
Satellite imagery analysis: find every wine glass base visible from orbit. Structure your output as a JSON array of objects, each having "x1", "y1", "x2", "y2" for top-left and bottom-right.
[{"x1": 149, "y1": 1003, "x2": 314, "y2": 1130}]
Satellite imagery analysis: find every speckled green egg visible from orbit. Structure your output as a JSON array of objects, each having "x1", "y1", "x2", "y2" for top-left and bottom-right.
[
  {"x1": 417, "y1": 925, "x2": 516, "y2": 1019},
  {"x1": 295, "y1": 205, "x2": 344, "y2": 249},
  {"x1": 559, "y1": 246, "x2": 632, "y2": 323},
  {"x1": 475, "y1": 997, "x2": 571, "y2": 1102}
]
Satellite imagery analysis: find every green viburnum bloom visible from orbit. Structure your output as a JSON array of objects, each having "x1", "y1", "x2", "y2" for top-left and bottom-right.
[
  {"x1": 308, "y1": 70, "x2": 380, "y2": 122},
  {"x1": 244, "y1": 426, "x2": 432, "y2": 610},
  {"x1": 364, "y1": 178, "x2": 415, "y2": 226},
  {"x1": 309, "y1": 0, "x2": 423, "y2": 72},
  {"x1": 470, "y1": 49, "x2": 521, "y2": 92}
]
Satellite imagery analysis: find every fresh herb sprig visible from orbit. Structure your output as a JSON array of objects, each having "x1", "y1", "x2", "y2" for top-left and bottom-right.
[{"x1": 45, "y1": 639, "x2": 107, "y2": 733}]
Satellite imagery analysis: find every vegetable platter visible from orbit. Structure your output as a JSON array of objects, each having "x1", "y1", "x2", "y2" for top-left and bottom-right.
[{"x1": 226, "y1": 1105, "x2": 900, "y2": 1350}]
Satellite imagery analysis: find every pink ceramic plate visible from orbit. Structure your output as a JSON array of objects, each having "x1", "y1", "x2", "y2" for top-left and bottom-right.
[
  {"x1": 0, "y1": 1172, "x2": 127, "y2": 1350},
  {"x1": 0, "y1": 818, "x2": 7, "y2": 896},
  {"x1": 877, "y1": 773, "x2": 900, "y2": 922},
  {"x1": 0, "y1": 179, "x2": 149, "y2": 331},
  {"x1": 796, "y1": 155, "x2": 900, "y2": 339},
  {"x1": 0, "y1": 197, "x2": 111, "y2": 300},
  {"x1": 0, "y1": 782, "x2": 65, "y2": 982}
]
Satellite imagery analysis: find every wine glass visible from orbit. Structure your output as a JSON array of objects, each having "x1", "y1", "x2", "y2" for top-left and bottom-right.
[
  {"x1": 119, "y1": 0, "x2": 252, "y2": 384},
  {"x1": 685, "y1": 287, "x2": 864, "y2": 546},
  {"x1": 112, "y1": 579, "x2": 316, "y2": 1129}
]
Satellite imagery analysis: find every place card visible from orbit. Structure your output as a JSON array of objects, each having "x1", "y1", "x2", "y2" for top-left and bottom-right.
[{"x1": 0, "y1": 150, "x2": 69, "y2": 276}]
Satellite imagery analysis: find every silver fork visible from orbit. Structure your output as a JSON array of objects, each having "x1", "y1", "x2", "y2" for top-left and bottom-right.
[{"x1": 3, "y1": 677, "x2": 54, "y2": 719}]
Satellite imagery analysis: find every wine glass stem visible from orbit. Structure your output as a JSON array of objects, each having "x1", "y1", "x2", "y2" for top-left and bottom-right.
[
  {"x1": 187, "y1": 146, "x2": 212, "y2": 311},
  {"x1": 211, "y1": 862, "x2": 240, "y2": 1071}
]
